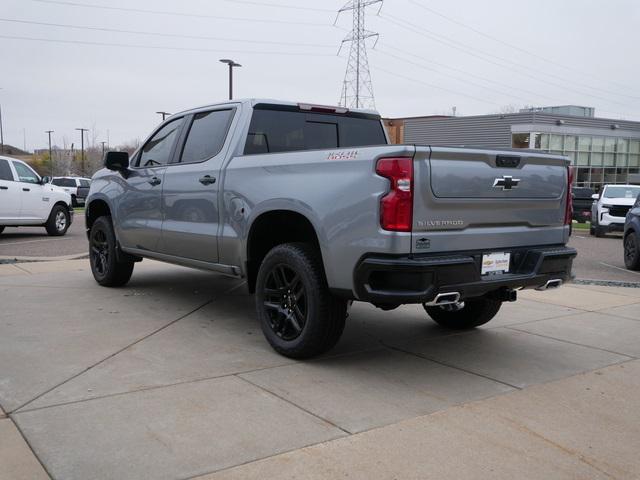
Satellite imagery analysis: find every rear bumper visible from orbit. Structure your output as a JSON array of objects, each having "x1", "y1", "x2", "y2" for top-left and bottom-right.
[{"x1": 353, "y1": 245, "x2": 576, "y2": 304}]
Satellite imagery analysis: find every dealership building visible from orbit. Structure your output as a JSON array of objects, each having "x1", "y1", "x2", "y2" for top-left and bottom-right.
[{"x1": 384, "y1": 105, "x2": 640, "y2": 190}]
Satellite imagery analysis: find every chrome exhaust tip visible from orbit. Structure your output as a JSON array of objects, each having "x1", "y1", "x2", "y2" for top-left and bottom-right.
[
  {"x1": 536, "y1": 279, "x2": 563, "y2": 291},
  {"x1": 424, "y1": 292, "x2": 461, "y2": 306}
]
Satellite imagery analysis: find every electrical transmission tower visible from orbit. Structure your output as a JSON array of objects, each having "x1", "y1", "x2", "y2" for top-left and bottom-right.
[{"x1": 336, "y1": 0, "x2": 382, "y2": 110}]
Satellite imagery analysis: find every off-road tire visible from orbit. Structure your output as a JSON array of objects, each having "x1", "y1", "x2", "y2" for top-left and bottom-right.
[
  {"x1": 595, "y1": 225, "x2": 606, "y2": 238},
  {"x1": 89, "y1": 216, "x2": 134, "y2": 287},
  {"x1": 424, "y1": 297, "x2": 502, "y2": 330},
  {"x1": 45, "y1": 204, "x2": 70, "y2": 236},
  {"x1": 255, "y1": 242, "x2": 347, "y2": 359},
  {"x1": 624, "y1": 232, "x2": 640, "y2": 271}
]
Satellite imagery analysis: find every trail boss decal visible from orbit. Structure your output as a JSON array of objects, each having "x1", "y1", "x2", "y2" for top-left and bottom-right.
[{"x1": 327, "y1": 150, "x2": 358, "y2": 160}]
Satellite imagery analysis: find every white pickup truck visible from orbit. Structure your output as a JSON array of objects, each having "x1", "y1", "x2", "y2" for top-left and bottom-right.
[{"x1": 0, "y1": 156, "x2": 74, "y2": 237}]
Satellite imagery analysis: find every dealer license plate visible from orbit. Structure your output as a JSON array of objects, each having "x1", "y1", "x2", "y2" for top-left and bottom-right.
[{"x1": 481, "y1": 252, "x2": 511, "y2": 275}]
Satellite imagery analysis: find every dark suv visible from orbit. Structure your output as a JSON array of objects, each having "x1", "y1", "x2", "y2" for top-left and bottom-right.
[
  {"x1": 624, "y1": 193, "x2": 640, "y2": 270},
  {"x1": 572, "y1": 187, "x2": 595, "y2": 223}
]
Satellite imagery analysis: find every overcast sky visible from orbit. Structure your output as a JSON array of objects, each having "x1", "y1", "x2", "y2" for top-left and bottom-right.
[{"x1": 1, "y1": 0, "x2": 639, "y2": 151}]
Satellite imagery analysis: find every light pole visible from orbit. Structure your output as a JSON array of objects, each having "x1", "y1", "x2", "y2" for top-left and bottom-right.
[
  {"x1": 219, "y1": 59, "x2": 241, "y2": 100},
  {"x1": 101, "y1": 141, "x2": 107, "y2": 158},
  {"x1": 45, "y1": 130, "x2": 54, "y2": 176},
  {"x1": 156, "y1": 111, "x2": 171, "y2": 121},
  {"x1": 75, "y1": 128, "x2": 88, "y2": 176}
]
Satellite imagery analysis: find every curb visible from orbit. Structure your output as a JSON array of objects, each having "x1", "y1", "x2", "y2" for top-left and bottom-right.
[
  {"x1": 573, "y1": 278, "x2": 640, "y2": 289},
  {"x1": 0, "y1": 253, "x2": 88, "y2": 264}
]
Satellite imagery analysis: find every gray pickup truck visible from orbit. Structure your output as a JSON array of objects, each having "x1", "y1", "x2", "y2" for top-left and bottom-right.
[{"x1": 86, "y1": 99, "x2": 576, "y2": 358}]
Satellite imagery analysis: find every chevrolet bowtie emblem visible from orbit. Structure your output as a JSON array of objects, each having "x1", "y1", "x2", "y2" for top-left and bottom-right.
[{"x1": 493, "y1": 175, "x2": 520, "y2": 190}]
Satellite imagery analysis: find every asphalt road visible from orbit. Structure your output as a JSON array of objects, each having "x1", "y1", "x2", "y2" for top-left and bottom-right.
[
  {"x1": 0, "y1": 216, "x2": 87, "y2": 258},
  {"x1": 1, "y1": 218, "x2": 638, "y2": 284},
  {"x1": 569, "y1": 229, "x2": 640, "y2": 284}
]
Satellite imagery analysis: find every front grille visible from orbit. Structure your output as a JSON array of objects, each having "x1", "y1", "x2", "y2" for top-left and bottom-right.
[{"x1": 609, "y1": 205, "x2": 631, "y2": 218}]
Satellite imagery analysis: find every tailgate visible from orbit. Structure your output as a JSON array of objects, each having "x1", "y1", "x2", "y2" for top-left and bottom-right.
[{"x1": 412, "y1": 146, "x2": 570, "y2": 253}]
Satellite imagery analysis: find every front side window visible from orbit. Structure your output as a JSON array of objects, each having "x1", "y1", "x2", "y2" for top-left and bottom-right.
[
  {"x1": 0, "y1": 159, "x2": 13, "y2": 181},
  {"x1": 180, "y1": 110, "x2": 233, "y2": 163},
  {"x1": 138, "y1": 118, "x2": 184, "y2": 167},
  {"x1": 79, "y1": 179, "x2": 91, "y2": 187},
  {"x1": 12, "y1": 161, "x2": 40, "y2": 184}
]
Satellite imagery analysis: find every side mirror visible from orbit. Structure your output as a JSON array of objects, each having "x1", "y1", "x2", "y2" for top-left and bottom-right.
[
  {"x1": 41, "y1": 176, "x2": 51, "y2": 185},
  {"x1": 591, "y1": 193, "x2": 599, "y2": 200},
  {"x1": 104, "y1": 151, "x2": 129, "y2": 171}
]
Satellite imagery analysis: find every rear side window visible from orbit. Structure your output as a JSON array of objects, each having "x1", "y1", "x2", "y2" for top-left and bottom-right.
[
  {"x1": 0, "y1": 159, "x2": 13, "y2": 181},
  {"x1": 53, "y1": 178, "x2": 76, "y2": 187},
  {"x1": 244, "y1": 109, "x2": 385, "y2": 155},
  {"x1": 179, "y1": 110, "x2": 234, "y2": 164},
  {"x1": 138, "y1": 117, "x2": 184, "y2": 167}
]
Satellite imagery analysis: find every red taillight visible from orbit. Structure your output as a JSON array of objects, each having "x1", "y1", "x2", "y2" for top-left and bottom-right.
[
  {"x1": 565, "y1": 166, "x2": 574, "y2": 225},
  {"x1": 376, "y1": 157, "x2": 413, "y2": 232}
]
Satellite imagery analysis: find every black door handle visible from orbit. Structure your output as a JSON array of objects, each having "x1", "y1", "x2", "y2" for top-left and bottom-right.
[
  {"x1": 199, "y1": 175, "x2": 216, "y2": 185},
  {"x1": 148, "y1": 177, "x2": 161, "y2": 186},
  {"x1": 0, "y1": 186, "x2": 7, "y2": 190},
  {"x1": 23, "y1": 188, "x2": 31, "y2": 192}
]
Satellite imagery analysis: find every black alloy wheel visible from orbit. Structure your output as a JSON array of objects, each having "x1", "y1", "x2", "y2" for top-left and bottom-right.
[
  {"x1": 91, "y1": 228, "x2": 109, "y2": 278},
  {"x1": 263, "y1": 264, "x2": 308, "y2": 341},
  {"x1": 624, "y1": 233, "x2": 640, "y2": 270},
  {"x1": 89, "y1": 216, "x2": 135, "y2": 287}
]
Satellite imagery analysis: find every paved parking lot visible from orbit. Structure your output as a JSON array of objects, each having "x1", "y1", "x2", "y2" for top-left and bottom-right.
[
  {"x1": 2, "y1": 220, "x2": 639, "y2": 285},
  {"x1": 0, "y1": 219, "x2": 87, "y2": 260},
  {"x1": 1, "y1": 259, "x2": 639, "y2": 479}
]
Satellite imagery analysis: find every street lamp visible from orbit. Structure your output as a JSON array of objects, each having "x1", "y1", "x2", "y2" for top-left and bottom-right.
[
  {"x1": 45, "y1": 130, "x2": 54, "y2": 176},
  {"x1": 156, "y1": 111, "x2": 171, "y2": 121},
  {"x1": 219, "y1": 59, "x2": 241, "y2": 100},
  {"x1": 75, "y1": 128, "x2": 88, "y2": 176}
]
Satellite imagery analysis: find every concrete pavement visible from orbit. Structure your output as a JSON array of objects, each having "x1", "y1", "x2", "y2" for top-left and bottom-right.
[{"x1": 0, "y1": 259, "x2": 638, "y2": 479}]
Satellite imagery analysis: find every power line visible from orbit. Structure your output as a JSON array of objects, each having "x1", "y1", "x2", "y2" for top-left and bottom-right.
[
  {"x1": 380, "y1": 12, "x2": 639, "y2": 110},
  {"x1": 380, "y1": 43, "x2": 558, "y2": 103},
  {"x1": 32, "y1": 0, "x2": 331, "y2": 27},
  {"x1": 0, "y1": 34, "x2": 337, "y2": 56},
  {"x1": 216, "y1": 0, "x2": 333, "y2": 12},
  {"x1": 373, "y1": 65, "x2": 503, "y2": 107},
  {"x1": 0, "y1": 18, "x2": 335, "y2": 48},
  {"x1": 373, "y1": 46, "x2": 635, "y2": 119},
  {"x1": 373, "y1": 48, "x2": 535, "y2": 105},
  {"x1": 408, "y1": 0, "x2": 639, "y2": 97}
]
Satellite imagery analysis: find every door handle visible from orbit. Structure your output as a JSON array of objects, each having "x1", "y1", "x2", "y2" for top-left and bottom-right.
[
  {"x1": 23, "y1": 188, "x2": 31, "y2": 192},
  {"x1": 199, "y1": 175, "x2": 216, "y2": 185},
  {"x1": 0, "y1": 186, "x2": 7, "y2": 190},
  {"x1": 148, "y1": 177, "x2": 161, "y2": 186}
]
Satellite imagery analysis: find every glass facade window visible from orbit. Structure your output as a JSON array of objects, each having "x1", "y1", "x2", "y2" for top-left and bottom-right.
[
  {"x1": 511, "y1": 133, "x2": 530, "y2": 148},
  {"x1": 523, "y1": 130, "x2": 640, "y2": 189}
]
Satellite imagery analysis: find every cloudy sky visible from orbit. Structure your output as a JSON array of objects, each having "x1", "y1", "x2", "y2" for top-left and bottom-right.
[{"x1": 1, "y1": 0, "x2": 639, "y2": 151}]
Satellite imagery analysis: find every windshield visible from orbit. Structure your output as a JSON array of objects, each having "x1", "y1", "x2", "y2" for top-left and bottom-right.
[{"x1": 603, "y1": 186, "x2": 640, "y2": 199}]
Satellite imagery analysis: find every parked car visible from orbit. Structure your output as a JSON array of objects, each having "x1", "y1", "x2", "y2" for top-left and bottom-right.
[
  {"x1": 0, "y1": 156, "x2": 74, "y2": 236},
  {"x1": 51, "y1": 176, "x2": 91, "y2": 207},
  {"x1": 591, "y1": 184, "x2": 640, "y2": 237},
  {"x1": 623, "y1": 193, "x2": 640, "y2": 270},
  {"x1": 571, "y1": 186, "x2": 595, "y2": 223},
  {"x1": 86, "y1": 99, "x2": 576, "y2": 358}
]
